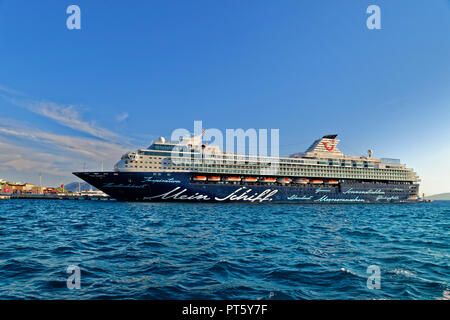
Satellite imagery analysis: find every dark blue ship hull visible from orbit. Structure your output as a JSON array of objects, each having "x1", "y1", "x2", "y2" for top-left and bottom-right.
[{"x1": 73, "y1": 171, "x2": 419, "y2": 204}]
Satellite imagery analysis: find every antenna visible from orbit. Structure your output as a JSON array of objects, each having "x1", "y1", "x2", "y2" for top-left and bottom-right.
[{"x1": 39, "y1": 172, "x2": 42, "y2": 194}]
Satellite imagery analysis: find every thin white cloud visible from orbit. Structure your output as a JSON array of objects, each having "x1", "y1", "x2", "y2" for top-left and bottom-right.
[
  {"x1": 7, "y1": 97, "x2": 120, "y2": 141},
  {"x1": 0, "y1": 85, "x2": 24, "y2": 96},
  {"x1": 0, "y1": 85, "x2": 125, "y2": 142},
  {"x1": 0, "y1": 120, "x2": 131, "y2": 184},
  {"x1": 116, "y1": 112, "x2": 129, "y2": 123},
  {"x1": 0, "y1": 124, "x2": 126, "y2": 161},
  {"x1": 0, "y1": 86, "x2": 142, "y2": 184},
  {"x1": 0, "y1": 139, "x2": 70, "y2": 177}
]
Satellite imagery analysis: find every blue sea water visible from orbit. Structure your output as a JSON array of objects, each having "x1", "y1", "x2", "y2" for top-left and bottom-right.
[{"x1": 0, "y1": 199, "x2": 448, "y2": 300}]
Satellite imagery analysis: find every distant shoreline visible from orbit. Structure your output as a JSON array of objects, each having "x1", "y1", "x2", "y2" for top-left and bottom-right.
[{"x1": 425, "y1": 192, "x2": 450, "y2": 201}]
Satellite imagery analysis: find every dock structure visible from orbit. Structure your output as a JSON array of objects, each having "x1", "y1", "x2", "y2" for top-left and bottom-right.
[{"x1": 0, "y1": 193, "x2": 114, "y2": 201}]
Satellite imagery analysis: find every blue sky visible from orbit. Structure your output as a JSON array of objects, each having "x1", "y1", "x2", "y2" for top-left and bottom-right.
[{"x1": 0, "y1": 0, "x2": 449, "y2": 195}]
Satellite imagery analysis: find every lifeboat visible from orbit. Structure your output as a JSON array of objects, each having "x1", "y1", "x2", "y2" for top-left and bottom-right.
[
  {"x1": 224, "y1": 176, "x2": 241, "y2": 182},
  {"x1": 293, "y1": 178, "x2": 309, "y2": 184},
  {"x1": 277, "y1": 178, "x2": 291, "y2": 184},
  {"x1": 310, "y1": 180, "x2": 323, "y2": 184},
  {"x1": 260, "y1": 177, "x2": 277, "y2": 183},
  {"x1": 242, "y1": 177, "x2": 258, "y2": 183},
  {"x1": 327, "y1": 180, "x2": 339, "y2": 184},
  {"x1": 192, "y1": 176, "x2": 207, "y2": 181},
  {"x1": 208, "y1": 176, "x2": 221, "y2": 182}
]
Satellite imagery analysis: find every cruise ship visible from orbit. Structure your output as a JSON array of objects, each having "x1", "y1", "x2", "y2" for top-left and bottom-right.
[{"x1": 73, "y1": 133, "x2": 420, "y2": 203}]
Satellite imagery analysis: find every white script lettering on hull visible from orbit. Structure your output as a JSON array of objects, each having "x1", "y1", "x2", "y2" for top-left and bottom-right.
[
  {"x1": 103, "y1": 183, "x2": 148, "y2": 188},
  {"x1": 214, "y1": 187, "x2": 278, "y2": 202},
  {"x1": 376, "y1": 195, "x2": 400, "y2": 201},
  {"x1": 143, "y1": 177, "x2": 181, "y2": 183},
  {"x1": 144, "y1": 187, "x2": 210, "y2": 201},
  {"x1": 315, "y1": 188, "x2": 331, "y2": 194},
  {"x1": 287, "y1": 195, "x2": 314, "y2": 201},
  {"x1": 314, "y1": 195, "x2": 365, "y2": 203},
  {"x1": 343, "y1": 188, "x2": 385, "y2": 195},
  {"x1": 143, "y1": 187, "x2": 278, "y2": 202}
]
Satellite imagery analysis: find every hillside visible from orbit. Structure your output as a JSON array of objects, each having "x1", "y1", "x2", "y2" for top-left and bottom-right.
[
  {"x1": 426, "y1": 193, "x2": 450, "y2": 201},
  {"x1": 64, "y1": 182, "x2": 98, "y2": 192}
]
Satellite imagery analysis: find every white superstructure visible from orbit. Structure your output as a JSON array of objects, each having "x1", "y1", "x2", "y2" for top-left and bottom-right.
[{"x1": 114, "y1": 134, "x2": 419, "y2": 184}]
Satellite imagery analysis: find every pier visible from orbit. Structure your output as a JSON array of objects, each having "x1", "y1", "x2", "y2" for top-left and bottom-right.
[{"x1": 0, "y1": 194, "x2": 114, "y2": 201}]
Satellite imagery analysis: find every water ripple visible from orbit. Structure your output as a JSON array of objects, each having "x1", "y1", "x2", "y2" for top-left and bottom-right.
[{"x1": 0, "y1": 199, "x2": 448, "y2": 299}]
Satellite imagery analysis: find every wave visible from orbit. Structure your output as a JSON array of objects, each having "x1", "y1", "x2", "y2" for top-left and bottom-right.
[{"x1": 0, "y1": 199, "x2": 448, "y2": 299}]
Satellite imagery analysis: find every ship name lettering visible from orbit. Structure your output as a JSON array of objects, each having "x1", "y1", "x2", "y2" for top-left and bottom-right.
[
  {"x1": 315, "y1": 188, "x2": 331, "y2": 194},
  {"x1": 143, "y1": 177, "x2": 181, "y2": 183},
  {"x1": 376, "y1": 195, "x2": 400, "y2": 201},
  {"x1": 315, "y1": 195, "x2": 365, "y2": 202},
  {"x1": 343, "y1": 188, "x2": 385, "y2": 195},
  {"x1": 103, "y1": 183, "x2": 148, "y2": 188},
  {"x1": 215, "y1": 187, "x2": 278, "y2": 202},
  {"x1": 287, "y1": 195, "x2": 313, "y2": 200},
  {"x1": 145, "y1": 187, "x2": 210, "y2": 200}
]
